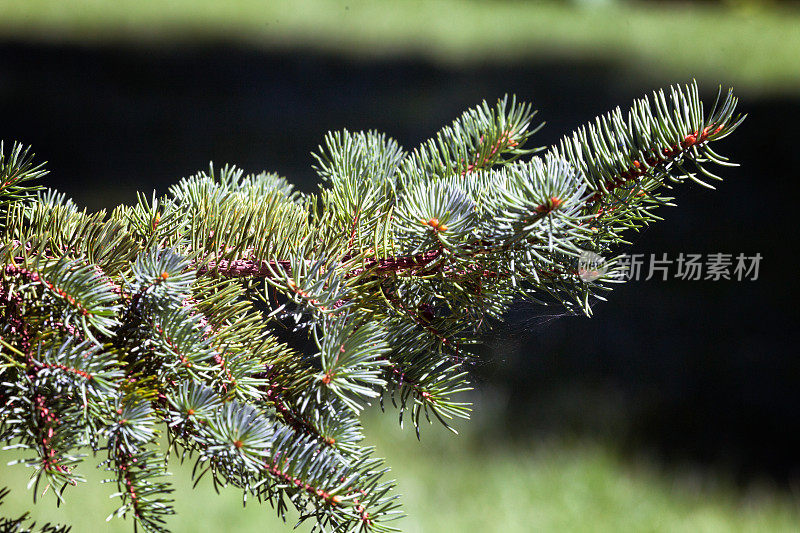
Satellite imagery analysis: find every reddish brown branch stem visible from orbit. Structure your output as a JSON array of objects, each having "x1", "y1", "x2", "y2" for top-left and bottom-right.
[
  {"x1": 263, "y1": 382, "x2": 332, "y2": 444},
  {"x1": 0, "y1": 281, "x2": 75, "y2": 480},
  {"x1": 39, "y1": 361, "x2": 93, "y2": 380},
  {"x1": 461, "y1": 129, "x2": 519, "y2": 176},
  {"x1": 196, "y1": 259, "x2": 291, "y2": 278},
  {"x1": 585, "y1": 125, "x2": 722, "y2": 204},
  {"x1": 113, "y1": 442, "x2": 143, "y2": 518},
  {"x1": 265, "y1": 458, "x2": 342, "y2": 506}
]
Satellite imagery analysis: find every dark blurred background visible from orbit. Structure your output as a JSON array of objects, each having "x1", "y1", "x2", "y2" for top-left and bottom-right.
[{"x1": 2, "y1": 0, "x2": 800, "y2": 530}]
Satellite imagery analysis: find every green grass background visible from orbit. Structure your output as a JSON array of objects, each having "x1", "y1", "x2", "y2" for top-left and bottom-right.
[
  {"x1": 1, "y1": 0, "x2": 799, "y2": 96},
  {"x1": 2, "y1": 411, "x2": 800, "y2": 532},
  {"x1": 2, "y1": 1, "x2": 800, "y2": 531}
]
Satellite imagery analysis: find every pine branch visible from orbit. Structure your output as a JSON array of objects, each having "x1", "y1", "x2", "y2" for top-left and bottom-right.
[
  {"x1": 0, "y1": 142, "x2": 47, "y2": 210},
  {"x1": 1, "y1": 82, "x2": 742, "y2": 532}
]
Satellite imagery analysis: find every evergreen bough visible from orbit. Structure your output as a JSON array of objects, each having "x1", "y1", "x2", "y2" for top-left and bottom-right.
[{"x1": 0, "y1": 82, "x2": 742, "y2": 532}]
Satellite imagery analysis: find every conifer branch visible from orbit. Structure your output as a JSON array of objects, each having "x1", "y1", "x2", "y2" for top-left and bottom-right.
[{"x1": 1, "y1": 82, "x2": 742, "y2": 532}]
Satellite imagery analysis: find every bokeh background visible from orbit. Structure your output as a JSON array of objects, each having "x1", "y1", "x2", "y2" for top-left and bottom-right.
[{"x1": 2, "y1": 0, "x2": 799, "y2": 531}]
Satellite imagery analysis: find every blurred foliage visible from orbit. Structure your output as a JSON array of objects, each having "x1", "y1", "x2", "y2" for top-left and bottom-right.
[
  {"x1": 1, "y1": 409, "x2": 799, "y2": 532},
  {"x1": 0, "y1": 0, "x2": 799, "y2": 95}
]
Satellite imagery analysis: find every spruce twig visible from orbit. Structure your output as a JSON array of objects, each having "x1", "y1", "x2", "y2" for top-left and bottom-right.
[{"x1": 0, "y1": 82, "x2": 742, "y2": 532}]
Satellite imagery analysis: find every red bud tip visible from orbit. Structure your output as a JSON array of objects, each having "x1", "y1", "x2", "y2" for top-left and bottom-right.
[
  {"x1": 536, "y1": 197, "x2": 563, "y2": 213},
  {"x1": 423, "y1": 218, "x2": 447, "y2": 232}
]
